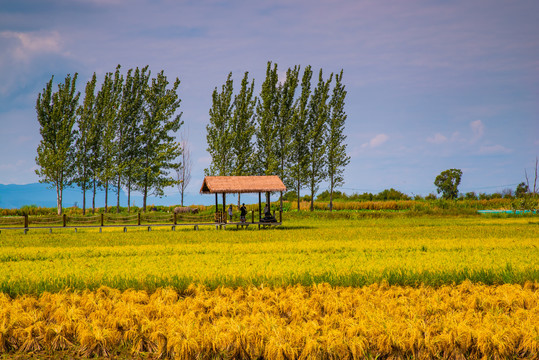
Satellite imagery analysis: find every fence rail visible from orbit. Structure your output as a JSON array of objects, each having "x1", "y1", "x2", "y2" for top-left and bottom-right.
[{"x1": 0, "y1": 210, "x2": 283, "y2": 233}]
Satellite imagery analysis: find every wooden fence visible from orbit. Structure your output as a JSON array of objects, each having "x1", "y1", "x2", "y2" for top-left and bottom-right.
[{"x1": 0, "y1": 210, "x2": 282, "y2": 234}]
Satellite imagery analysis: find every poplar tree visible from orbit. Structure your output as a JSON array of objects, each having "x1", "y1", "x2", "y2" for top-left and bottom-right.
[
  {"x1": 288, "y1": 66, "x2": 312, "y2": 211},
  {"x1": 87, "y1": 115, "x2": 102, "y2": 214},
  {"x1": 276, "y1": 65, "x2": 299, "y2": 185},
  {"x1": 205, "y1": 73, "x2": 234, "y2": 176},
  {"x1": 74, "y1": 73, "x2": 97, "y2": 215},
  {"x1": 254, "y1": 62, "x2": 280, "y2": 175},
  {"x1": 231, "y1": 71, "x2": 257, "y2": 206},
  {"x1": 326, "y1": 70, "x2": 350, "y2": 211},
  {"x1": 138, "y1": 70, "x2": 183, "y2": 212},
  {"x1": 306, "y1": 70, "x2": 333, "y2": 211},
  {"x1": 35, "y1": 74, "x2": 80, "y2": 215},
  {"x1": 95, "y1": 67, "x2": 122, "y2": 212},
  {"x1": 117, "y1": 66, "x2": 149, "y2": 212}
]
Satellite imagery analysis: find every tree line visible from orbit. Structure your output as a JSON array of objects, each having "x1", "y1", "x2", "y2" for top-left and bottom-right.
[
  {"x1": 35, "y1": 65, "x2": 183, "y2": 215},
  {"x1": 205, "y1": 62, "x2": 350, "y2": 211}
]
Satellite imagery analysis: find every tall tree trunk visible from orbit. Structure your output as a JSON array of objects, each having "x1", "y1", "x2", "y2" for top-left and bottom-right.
[
  {"x1": 310, "y1": 184, "x2": 315, "y2": 212},
  {"x1": 92, "y1": 177, "x2": 96, "y2": 215},
  {"x1": 105, "y1": 182, "x2": 109, "y2": 213},
  {"x1": 329, "y1": 175, "x2": 334, "y2": 212},
  {"x1": 82, "y1": 183, "x2": 86, "y2": 215},
  {"x1": 127, "y1": 178, "x2": 131, "y2": 213},
  {"x1": 56, "y1": 183, "x2": 62, "y2": 216},
  {"x1": 296, "y1": 180, "x2": 301, "y2": 212},
  {"x1": 237, "y1": 193, "x2": 241, "y2": 209},
  {"x1": 181, "y1": 189, "x2": 184, "y2": 207},
  {"x1": 143, "y1": 184, "x2": 147, "y2": 213},
  {"x1": 116, "y1": 174, "x2": 121, "y2": 213},
  {"x1": 310, "y1": 165, "x2": 315, "y2": 212}
]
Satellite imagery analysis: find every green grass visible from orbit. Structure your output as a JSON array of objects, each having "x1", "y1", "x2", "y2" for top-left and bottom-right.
[{"x1": 0, "y1": 215, "x2": 538, "y2": 296}]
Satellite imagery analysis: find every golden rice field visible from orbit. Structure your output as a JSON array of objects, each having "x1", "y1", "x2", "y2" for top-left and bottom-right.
[
  {"x1": 1, "y1": 215, "x2": 538, "y2": 295},
  {"x1": 0, "y1": 214, "x2": 538, "y2": 359},
  {"x1": 1, "y1": 282, "x2": 539, "y2": 359}
]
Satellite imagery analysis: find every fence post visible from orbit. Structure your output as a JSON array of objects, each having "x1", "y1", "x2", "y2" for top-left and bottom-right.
[
  {"x1": 138, "y1": 212, "x2": 141, "y2": 226},
  {"x1": 63, "y1": 214, "x2": 66, "y2": 227},
  {"x1": 251, "y1": 210, "x2": 254, "y2": 223},
  {"x1": 174, "y1": 212, "x2": 177, "y2": 225},
  {"x1": 24, "y1": 214, "x2": 29, "y2": 229},
  {"x1": 101, "y1": 213, "x2": 104, "y2": 227}
]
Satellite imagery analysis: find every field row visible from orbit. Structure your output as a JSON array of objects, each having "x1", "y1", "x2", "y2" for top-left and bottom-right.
[
  {"x1": 0, "y1": 217, "x2": 538, "y2": 295},
  {"x1": 1, "y1": 282, "x2": 538, "y2": 359}
]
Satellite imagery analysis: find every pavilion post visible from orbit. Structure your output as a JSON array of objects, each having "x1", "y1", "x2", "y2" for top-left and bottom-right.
[
  {"x1": 280, "y1": 191, "x2": 283, "y2": 223},
  {"x1": 215, "y1": 193, "x2": 218, "y2": 213},
  {"x1": 258, "y1": 192, "x2": 262, "y2": 222},
  {"x1": 223, "y1": 193, "x2": 226, "y2": 221}
]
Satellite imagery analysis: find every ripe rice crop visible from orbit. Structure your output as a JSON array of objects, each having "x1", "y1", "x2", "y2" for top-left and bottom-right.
[
  {"x1": 1, "y1": 215, "x2": 538, "y2": 358},
  {"x1": 0, "y1": 282, "x2": 538, "y2": 359},
  {"x1": 0, "y1": 216, "x2": 538, "y2": 296}
]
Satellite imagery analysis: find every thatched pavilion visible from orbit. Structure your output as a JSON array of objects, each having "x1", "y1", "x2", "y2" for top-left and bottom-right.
[{"x1": 200, "y1": 175, "x2": 286, "y2": 223}]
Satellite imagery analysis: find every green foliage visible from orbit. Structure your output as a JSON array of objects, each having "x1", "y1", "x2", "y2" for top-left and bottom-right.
[
  {"x1": 306, "y1": 70, "x2": 333, "y2": 211},
  {"x1": 205, "y1": 63, "x2": 351, "y2": 213},
  {"x1": 288, "y1": 66, "x2": 313, "y2": 211},
  {"x1": 35, "y1": 73, "x2": 80, "y2": 215},
  {"x1": 464, "y1": 191, "x2": 477, "y2": 200},
  {"x1": 74, "y1": 73, "x2": 97, "y2": 215},
  {"x1": 434, "y1": 168, "x2": 462, "y2": 199},
  {"x1": 512, "y1": 195, "x2": 539, "y2": 211},
  {"x1": 326, "y1": 69, "x2": 350, "y2": 210},
  {"x1": 516, "y1": 182, "x2": 529, "y2": 198},
  {"x1": 254, "y1": 62, "x2": 280, "y2": 175},
  {"x1": 316, "y1": 189, "x2": 411, "y2": 202},
  {"x1": 34, "y1": 65, "x2": 184, "y2": 214},
  {"x1": 138, "y1": 70, "x2": 183, "y2": 211},
  {"x1": 231, "y1": 72, "x2": 257, "y2": 176},
  {"x1": 205, "y1": 72, "x2": 234, "y2": 176},
  {"x1": 116, "y1": 66, "x2": 150, "y2": 212},
  {"x1": 275, "y1": 65, "x2": 299, "y2": 183},
  {"x1": 95, "y1": 66, "x2": 122, "y2": 212}
]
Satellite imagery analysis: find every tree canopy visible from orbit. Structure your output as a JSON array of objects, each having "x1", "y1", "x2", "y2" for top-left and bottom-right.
[
  {"x1": 434, "y1": 169, "x2": 463, "y2": 199},
  {"x1": 35, "y1": 66, "x2": 184, "y2": 213},
  {"x1": 204, "y1": 63, "x2": 350, "y2": 211}
]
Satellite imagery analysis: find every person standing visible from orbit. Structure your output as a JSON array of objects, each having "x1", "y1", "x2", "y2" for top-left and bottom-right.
[
  {"x1": 228, "y1": 204, "x2": 233, "y2": 223},
  {"x1": 240, "y1": 203, "x2": 247, "y2": 222}
]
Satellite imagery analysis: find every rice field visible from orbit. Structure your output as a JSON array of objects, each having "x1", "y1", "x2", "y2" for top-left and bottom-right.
[{"x1": 1, "y1": 214, "x2": 538, "y2": 358}]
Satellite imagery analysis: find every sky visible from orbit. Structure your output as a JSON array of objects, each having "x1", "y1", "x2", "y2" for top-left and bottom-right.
[{"x1": 0, "y1": 0, "x2": 538, "y2": 204}]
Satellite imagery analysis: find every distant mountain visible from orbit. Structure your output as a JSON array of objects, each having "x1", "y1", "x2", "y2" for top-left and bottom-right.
[
  {"x1": 0, "y1": 183, "x2": 126, "y2": 209},
  {"x1": 0, "y1": 183, "x2": 259, "y2": 209}
]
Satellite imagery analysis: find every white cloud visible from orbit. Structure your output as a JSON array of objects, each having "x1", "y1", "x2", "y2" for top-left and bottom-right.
[
  {"x1": 361, "y1": 134, "x2": 389, "y2": 149},
  {"x1": 470, "y1": 120, "x2": 484, "y2": 143},
  {"x1": 478, "y1": 144, "x2": 512, "y2": 155},
  {"x1": 0, "y1": 31, "x2": 62, "y2": 61},
  {"x1": 450, "y1": 131, "x2": 463, "y2": 142},
  {"x1": 426, "y1": 133, "x2": 447, "y2": 144}
]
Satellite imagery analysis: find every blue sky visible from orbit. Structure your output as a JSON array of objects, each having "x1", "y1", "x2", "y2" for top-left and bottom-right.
[{"x1": 0, "y1": 0, "x2": 538, "y2": 202}]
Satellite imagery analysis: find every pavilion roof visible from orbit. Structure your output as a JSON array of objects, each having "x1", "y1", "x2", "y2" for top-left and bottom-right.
[{"x1": 200, "y1": 176, "x2": 287, "y2": 194}]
